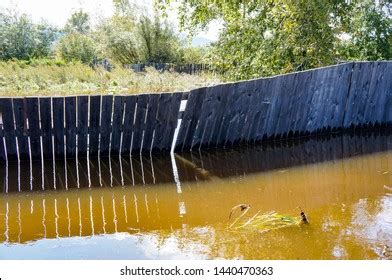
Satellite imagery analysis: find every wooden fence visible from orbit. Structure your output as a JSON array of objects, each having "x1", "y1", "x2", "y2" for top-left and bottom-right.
[
  {"x1": 0, "y1": 61, "x2": 391, "y2": 161},
  {"x1": 0, "y1": 93, "x2": 183, "y2": 161},
  {"x1": 125, "y1": 63, "x2": 213, "y2": 75}
]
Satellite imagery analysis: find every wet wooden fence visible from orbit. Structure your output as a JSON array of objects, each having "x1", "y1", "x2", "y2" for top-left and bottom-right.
[
  {"x1": 0, "y1": 93, "x2": 183, "y2": 161},
  {"x1": 0, "y1": 61, "x2": 391, "y2": 161}
]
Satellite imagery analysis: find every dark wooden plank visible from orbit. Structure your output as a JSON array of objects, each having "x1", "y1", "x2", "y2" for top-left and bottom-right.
[
  {"x1": 0, "y1": 98, "x2": 17, "y2": 159},
  {"x1": 199, "y1": 86, "x2": 224, "y2": 149},
  {"x1": 289, "y1": 71, "x2": 313, "y2": 135},
  {"x1": 131, "y1": 94, "x2": 149, "y2": 154},
  {"x1": 244, "y1": 79, "x2": 266, "y2": 142},
  {"x1": 160, "y1": 92, "x2": 182, "y2": 151},
  {"x1": 237, "y1": 80, "x2": 257, "y2": 144},
  {"x1": 227, "y1": 81, "x2": 250, "y2": 146},
  {"x1": 88, "y1": 95, "x2": 101, "y2": 156},
  {"x1": 110, "y1": 95, "x2": 125, "y2": 154},
  {"x1": 217, "y1": 83, "x2": 238, "y2": 147},
  {"x1": 39, "y1": 97, "x2": 53, "y2": 159},
  {"x1": 77, "y1": 95, "x2": 89, "y2": 156},
  {"x1": 65, "y1": 96, "x2": 76, "y2": 157},
  {"x1": 52, "y1": 97, "x2": 65, "y2": 157},
  {"x1": 188, "y1": 87, "x2": 210, "y2": 149},
  {"x1": 141, "y1": 94, "x2": 160, "y2": 153},
  {"x1": 206, "y1": 84, "x2": 230, "y2": 147},
  {"x1": 152, "y1": 93, "x2": 172, "y2": 152},
  {"x1": 254, "y1": 77, "x2": 275, "y2": 141},
  {"x1": 121, "y1": 95, "x2": 137, "y2": 154},
  {"x1": 12, "y1": 98, "x2": 29, "y2": 159},
  {"x1": 263, "y1": 75, "x2": 285, "y2": 138},
  {"x1": 0, "y1": 128, "x2": 5, "y2": 161},
  {"x1": 99, "y1": 95, "x2": 113, "y2": 155},
  {"x1": 181, "y1": 88, "x2": 208, "y2": 150},
  {"x1": 26, "y1": 97, "x2": 41, "y2": 159}
]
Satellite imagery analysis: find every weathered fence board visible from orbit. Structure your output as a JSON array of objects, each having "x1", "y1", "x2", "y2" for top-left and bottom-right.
[
  {"x1": 77, "y1": 96, "x2": 89, "y2": 156},
  {"x1": 99, "y1": 95, "x2": 113, "y2": 155},
  {"x1": 12, "y1": 98, "x2": 29, "y2": 159},
  {"x1": 110, "y1": 95, "x2": 125, "y2": 154},
  {"x1": 88, "y1": 95, "x2": 101, "y2": 156},
  {"x1": 39, "y1": 97, "x2": 53, "y2": 159},
  {"x1": 141, "y1": 94, "x2": 159, "y2": 153},
  {"x1": 152, "y1": 93, "x2": 173, "y2": 152},
  {"x1": 26, "y1": 97, "x2": 41, "y2": 159},
  {"x1": 121, "y1": 95, "x2": 137, "y2": 154},
  {"x1": 65, "y1": 97, "x2": 76, "y2": 157},
  {"x1": 52, "y1": 97, "x2": 65, "y2": 157},
  {"x1": 131, "y1": 94, "x2": 149, "y2": 154}
]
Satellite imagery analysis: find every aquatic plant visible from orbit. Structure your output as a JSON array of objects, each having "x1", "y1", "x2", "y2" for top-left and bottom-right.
[{"x1": 229, "y1": 205, "x2": 308, "y2": 233}]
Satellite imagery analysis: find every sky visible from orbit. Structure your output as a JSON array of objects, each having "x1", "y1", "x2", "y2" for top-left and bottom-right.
[{"x1": 0, "y1": 0, "x2": 221, "y2": 41}]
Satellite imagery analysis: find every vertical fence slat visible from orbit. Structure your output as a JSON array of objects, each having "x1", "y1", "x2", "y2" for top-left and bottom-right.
[
  {"x1": 88, "y1": 95, "x2": 101, "y2": 156},
  {"x1": 12, "y1": 98, "x2": 29, "y2": 159},
  {"x1": 99, "y1": 95, "x2": 113, "y2": 155},
  {"x1": 26, "y1": 97, "x2": 41, "y2": 159},
  {"x1": 39, "y1": 97, "x2": 53, "y2": 159},
  {"x1": 141, "y1": 94, "x2": 160, "y2": 153},
  {"x1": 153, "y1": 93, "x2": 172, "y2": 152},
  {"x1": 160, "y1": 92, "x2": 182, "y2": 151},
  {"x1": 65, "y1": 96, "x2": 77, "y2": 157},
  {"x1": 131, "y1": 94, "x2": 149, "y2": 154},
  {"x1": 0, "y1": 98, "x2": 16, "y2": 159},
  {"x1": 206, "y1": 84, "x2": 229, "y2": 147},
  {"x1": 121, "y1": 95, "x2": 137, "y2": 154},
  {"x1": 52, "y1": 97, "x2": 65, "y2": 156},
  {"x1": 77, "y1": 96, "x2": 89, "y2": 156},
  {"x1": 110, "y1": 95, "x2": 124, "y2": 154}
]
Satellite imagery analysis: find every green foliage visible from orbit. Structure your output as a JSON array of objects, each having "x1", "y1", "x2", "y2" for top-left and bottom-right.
[
  {"x1": 337, "y1": 0, "x2": 392, "y2": 61},
  {"x1": 179, "y1": 46, "x2": 208, "y2": 64},
  {"x1": 56, "y1": 32, "x2": 96, "y2": 64},
  {"x1": 94, "y1": 15, "x2": 140, "y2": 64},
  {"x1": 138, "y1": 15, "x2": 183, "y2": 63},
  {"x1": 0, "y1": 11, "x2": 58, "y2": 60},
  {"x1": 64, "y1": 10, "x2": 90, "y2": 34},
  {"x1": 157, "y1": 0, "x2": 392, "y2": 80}
]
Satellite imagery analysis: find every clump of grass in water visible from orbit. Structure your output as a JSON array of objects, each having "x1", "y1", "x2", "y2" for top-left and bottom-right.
[{"x1": 228, "y1": 204, "x2": 309, "y2": 233}]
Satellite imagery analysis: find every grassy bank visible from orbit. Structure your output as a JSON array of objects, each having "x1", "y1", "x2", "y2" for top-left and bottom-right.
[{"x1": 0, "y1": 60, "x2": 220, "y2": 96}]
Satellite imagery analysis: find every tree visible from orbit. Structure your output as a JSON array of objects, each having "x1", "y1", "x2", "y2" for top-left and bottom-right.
[
  {"x1": 157, "y1": 0, "x2": 392, "y2": 80},
  {"x1": 94, "y1": 15, "x2": 140, "y2": 64},
  {"x1": 64, "y1": 10, "x2": 90, "y2": 34},
  {"x1": 0, "y1": 11, "x2": 58, "y2": 60},
  {"x1": 56, "y1": 32, "x2": 96, "y2": 64},
  {"x1": 337, "y1": 0, "x2": 392, "y2": 61},
  {"x1": 138, "y1": 14, "x2": 182, "y2": 63}
]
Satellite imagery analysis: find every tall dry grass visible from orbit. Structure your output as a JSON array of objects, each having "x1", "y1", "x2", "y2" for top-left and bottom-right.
[{"x1": 0, "y1": 60, "x2": 220, "y2": 96}]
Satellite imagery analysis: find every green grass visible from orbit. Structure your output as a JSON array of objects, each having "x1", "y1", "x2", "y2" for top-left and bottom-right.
[{"x1": 0, "y1": 60, "x2": 220, "y2": 96}]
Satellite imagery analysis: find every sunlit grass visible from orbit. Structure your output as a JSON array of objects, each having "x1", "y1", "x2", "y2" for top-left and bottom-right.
[{"x1": 0, "y1": 60, "x2": 220, "y2": 96}]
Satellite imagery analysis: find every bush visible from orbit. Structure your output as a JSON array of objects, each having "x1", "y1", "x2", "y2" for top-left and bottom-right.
[{"x1": 56, "y1": 32, "x2": 96, "y2": 64}]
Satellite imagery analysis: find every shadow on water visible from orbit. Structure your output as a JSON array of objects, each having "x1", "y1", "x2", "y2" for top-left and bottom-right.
[{"x1": 1, "y1": 130, "x2": 392, "y2": 193}]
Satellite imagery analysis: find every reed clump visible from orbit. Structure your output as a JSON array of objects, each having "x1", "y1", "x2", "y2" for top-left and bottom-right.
[{"x1": 228, "y1": 204, "x2": 308, "y2": 233}]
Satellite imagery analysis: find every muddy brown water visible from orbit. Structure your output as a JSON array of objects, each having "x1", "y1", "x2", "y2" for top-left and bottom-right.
[{"x1": 0, "y1": 132, "x2": 391, "y2": 259}]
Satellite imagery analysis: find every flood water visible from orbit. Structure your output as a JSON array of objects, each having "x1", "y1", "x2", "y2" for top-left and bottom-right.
[{"x1": 0, "y1": 131, "x2": 391, "y2": 259}]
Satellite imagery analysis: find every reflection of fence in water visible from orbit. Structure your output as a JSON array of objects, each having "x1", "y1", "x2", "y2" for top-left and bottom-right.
[
  {"x1": 0, "y1": 153, "x2": 200, "y2": 193},
  {"x1": 0, "y1": 132, "x2": 392, "y2": 244},
  {"x1": 1, "y1": 131, "x2": 392, "y2": 193},
  {"x1": 0, "y1": 189, "x2": 186, "y2": 244}
]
